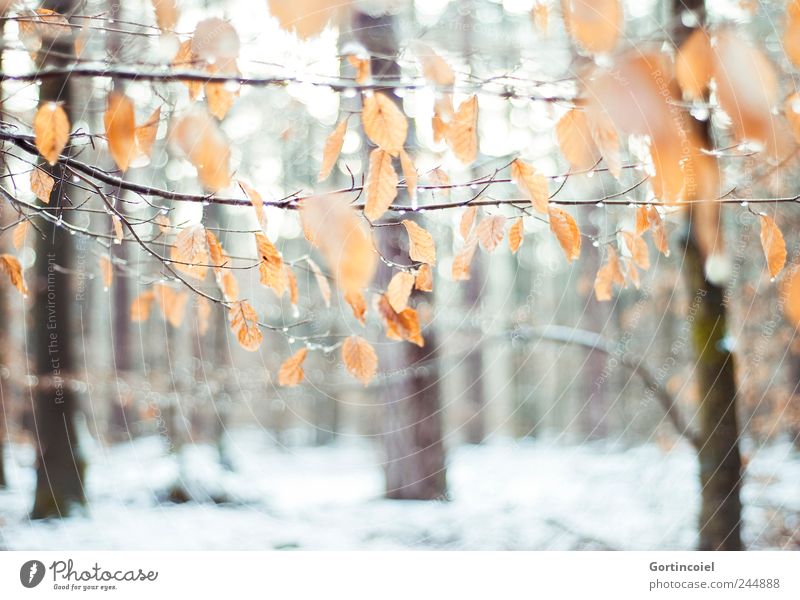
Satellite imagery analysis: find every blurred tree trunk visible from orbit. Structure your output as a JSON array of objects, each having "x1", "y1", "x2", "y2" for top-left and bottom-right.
[
  {"x1": 353, "y1": 9, "x2": 447, "y2": 500},
  {"x1": 31, "y1": 0, "x2": 87, "y2": 518},
  {"x1": 673, "y1": 0, "x2": 743, "y2": 550}
]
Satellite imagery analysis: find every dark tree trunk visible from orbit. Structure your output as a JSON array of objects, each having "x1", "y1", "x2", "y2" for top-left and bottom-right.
[
  {"x1": 352, "y1": 9, "x2": 447, "y2": 500},
  {"x1": 673, "y1": 0, "x2": 743, "y2": 550},
  {"x1": 30, "y1": 0, "x2": 87, "y2": 519}
]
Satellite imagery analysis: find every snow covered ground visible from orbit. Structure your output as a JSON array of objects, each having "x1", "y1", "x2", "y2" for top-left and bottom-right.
[{"x1": 0, "y1": 431, "x2": 798, "y2": 550}]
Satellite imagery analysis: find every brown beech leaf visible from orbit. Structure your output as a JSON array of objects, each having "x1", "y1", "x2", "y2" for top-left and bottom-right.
[
  {"x1": 278, "y1": 348, "x2": 308, "y2": 387},
  {"x1": 172, "y1": 39, "x2": 203, "y2": 100},
  {"x1": 196, "y1": 296, "x2": 211, "y2": 336},
  {"x1": 342, "y1": 335, "x2": 377, "y2": 386},
  {"x1": 532, "y1": 1, "x2": 549, "y2": 34},
  {"x1": 476, "y1": 215, "x2": 506, "y2": 253},
  {"x1": 364, "y1": 148, "x2": 398, "y2": 222},
  {"x1": 432, "y1": 112, "x2": 447, "y2": 144},
  {"x1": 361, "y1": 92, "x2": 407, "y2": 156},
  {"x1": 452, "y1": 235, "x2": 479, "y2": 281},
  {"x1": 627, "y1": 259, "x2": 641, "y2": 290},
  {"x1": 104, "y1": 92, "x2": 136, "y2": 172},
  {"x1": 555, "y1": 109, "x2": 600, "y2": 172},
  {"x1": 621, "y1": 231, "x2": 650, "y2": 271},
  {"x1": 112, "y1": 215, "x2": 124, "y2": 244},
  {"x1": 785, "y1": 3, "x2": 800, "y2": 68},
  {"x1": 347, "y1": 55, "x2": 371, "y2": 83},
  {"x1": 13, "y1": 221, "x2": 29, "y2": 250},
  {"x1": 760, "y1": 215, "x2": 786, "y2": 279},
  {"x1": 344, "y1": 289, "x2": 367, "y2": 325},
  {"x1": 676, "y1": 28, "x2": 712, "y2": 101},
  {"x1": 561, "y1": 0, "x2": 622, "y2": 55},
  {"x1": 508, "y1": 217, "x2": 524, "y2": 254},
  {"x1": 414, "y1": 43, "x2": 455, "y2": 86},
  {"x1": 219, "y1": 270, "x2": 239, "y2": 302},
  {"x1": 206, "y1": 229, "x2": 225, "y2": 271},
  {"x1": 172, "y1": 224, "x2": 209, "y2": 280},
  {"x1": 131, "y1": 290, "x2": 155, "y2": 322},
  {"x1": 205, "y1": 77, "x2": 237, "y2": 120},
  {"x1": 648, "y1": 207, "x2": 669, "y2": 256},
  {"x1": 33, "y1": 102, "x2": 69, "y2": 165},
  {"x1": 399, "y1": 149, "x2": 417, "y2": 202},
  {"x1": 306, "y1": 257, "x2": 332, "y2": 307},
  {"x1": 285, "y1": 265, "x2": 299, "y2": 306},
  {"x1": 635, "y1": 206, "x2": 650, "y2": 235},
  {"x1": 548, "y1": 207, "x2": 581, "y2": 262},
  {"x1": 781, "y1": 265, "x2": 800, "y2": 326},
  {"x1": 402, "y1": 219, "x2": 436, "y2": 265},
  {"x1": 30, "y1": 168, "x2": 54, "y2": 203},
  {"x1": 154, "y1": 285, "x2": 188, "y2": 328},
  {"x1": 593, "y1": 246, "x2": 625, "y2": 301},
  {"x1": 134, "y1": 106, "x2": 161, "y2": 161},
  {"x1": 386, "y1": 271, "x2": 415, "y2": 313},
  {"x1": 239, "y1": 181, "x2": 268, "y2": 233},
  {"x1": 152, "y1": 0, "x2": 179, "y2": 30},
  {"x1": 318, "y1": 118, "x2": 348, "y2": 181},
  {"x1": 269, "y1": 0, "x2": 345, "y2": 39},
  {"x1": 591, "y1": 116, "x2": 621, "y2": 180},
  {"x1": 511, "y1": 159, "x2": 548, "y2": 213},
  {"x1": 172, "y1": 107, "x2": 231, "y2": 191},
  {"x1": 415, "y1": 263, "x2": 433, "y2": 292},
  {"x1": 192, "y1": 18, "x2": 239, "y2": 70},
  {"x1": 256, "y1": 232, "x2": 285, "y2": 296},
  {"x1": 460, "y1": 206, "x2": 478, "y2": 240},
  {"x1": 0, "y1": 254, "x2": 27, "y2": 295},
  {"x1": 376, "y1": 295, "x2": 424, "y2": 347},
  {"x1": 229, "y1": 300, "x2": 262, "y2": 351},
  {"x1": 99, "y1": 255, "x2": 113, "y2": 289},
  {"x1": 446, "y1": 95, "x2": 478, "y2": 165}
]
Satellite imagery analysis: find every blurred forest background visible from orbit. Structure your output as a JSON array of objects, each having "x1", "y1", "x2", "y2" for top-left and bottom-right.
[{"x1": 0, "y1": 0, "x2": 799, "y2": 550}]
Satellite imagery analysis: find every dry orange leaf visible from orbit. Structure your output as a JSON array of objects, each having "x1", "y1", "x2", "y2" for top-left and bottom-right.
[
  {"x1": 635, "y1": 206, "x2": 649, "y2": 235},
  {"x1": 446, "y1": 95, "x2": 478, "y2": 165},
  {"x1": 460, "y1": 206, "x2": 478, "y2": 240},
  {"x1": 219, "y1": 270, "x2": 240, "y2": 302},
  {"x1": 386, "y1": 271, "x2": 415, "y2": 313},
  {"x1": 476, "y1": 215, "x2": 506, "y2": 252},
  {"x1": 760, "y1": 214, "x2": 786, "y2": 279},
  {"x1": 344, "y1": 289, "x2": 367, "y2": 325},
  {"x1": 675, "y1": 28, "x2": 712, "y2": 101},
  {"x1": 555, "y1": 109, "x2": 600, "y2": 172},
  {"x1": 511, "y1": 159, "x2": 548, "y2": 213},
  {"x1": 561, "y1": 0, "x2": 622, "y2": 55},
  {"x1": 508, "y1": 217, "x2": 524, "y2": 254},
  {"x1": 307, "y1": 257, "x2": 332, "y2": 307},
  {"x1": 342, "y1": 335, "x2": 377, "y2": 386},
  {"x1": 402, "y1": 219, "x2": 436, "y2": 265},
  {"x1": 622, "y1": 230, "x2": 649, "y2": 270},
  {"x1": 548, "y1": 207, "x2": 581, "y2": 262},
  {"x1": 362, "y1": 92, "x2": 407, "y2": 156},
  {"x1": 399, "y1": 149, "x2": 418, "y2": 202},
  {"x1": 415, "y1": 263, "x2": 434, "y2": 292},
  {"x1": 152, "y1": 0, "x2": 179, "y2": 30},
  {"x1": 364, "y1": 148, "x2": 398, "y2": 222},
  {"x1": 318, "y1": 118, "x2": 348, "y2": 181},
  {"x1": 196, "y1": 296, "x2": 211, "y2": 336},
  {"x1": 648, "y1": 207, "x2": 669, "y2": 256},
  {"x1": 285, "y1": 265, "x2": 299, "y2": 306},
  {"x1": 785, "y1": 4, "x2": 800, "y2": 68},
  {"x1": 206, "y1": 229, "x2": 225, "y2": 271},
  {"x1": 112, "y1": 215, "x2": 124, "y2": 244},
  {"x1": 781, "y1": 266, "x2": 800, "y2": 326},
  {"x1": 12, "y1": 221, "x2": 29, "y2": 250},
  {"x1": 256, "y1": 232, "x2": 285, "y2": 296},
  {"x1": 172, "y1": 107, "x2": 231, "y2": 191},
  {"x1": 269, "y1": 0, "x2": 344, "y2": 39},
  {"x1": 278, "y1": 347, "x2": 308, "y2": 387},
  {"x1": 99, "y1": 255, "x2": 113, "y2": 289},
  {"x1": 30, "y1": 168, "x2": 54, "y2": 203},
  {"x1": 376, "y1": 295, "x2": 424, "y2": 347},
  {"x1": 347, "y1": 55, "x2": 371, "y2": 84},
  {"x1": 131, "y1": 290, "x2": 155, "y2": 321},
  {"x1": 134, "y1": 106, "x2": 161, "y2": 162},
  {"x1": 593, "y1": 246, "x2": 625, "y2": 301},
  {"x1": 229, "y1": 300, "x2": 263, "y2": 351},
  {"x1": 414, "y1": 43, "x2": 455, "y2": 86},
  {"x1": 154, "y1": 285, "x2": 188, "y2": 327},
  {"x1": 172, "y1": 225, "x2": 209, "y2": 280},
  {"x1": 104, "y1": 92, "x2": 136, "y2": 171},
  {"x1": 239, "y1": 181, "x2": 268, "y2": 233},
  {"x1": 0, "y1": 254, "x2": 27, "y2": 296},
  {"x1": 452, "y1": 235, "x2": 479, "y2": 281},
  {"x1": 33, "y1": 102, "x2": 69, "y2": 165}
]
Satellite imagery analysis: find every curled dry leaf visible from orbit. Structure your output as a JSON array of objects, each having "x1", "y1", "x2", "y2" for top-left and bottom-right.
[
  {"x1": 414, "y1": 42, "x2": 455, "y2": 86},
  {"x1": 278, "y1": 348, "x2": 308, "y2": 387},
  {"x1": 0, "y1": 254, "x2": 27, "y2": 296},
  {"x1": 508, "y1": 217, "x2": 524, "y2": 254},
  {"x1": 307, "y1": 257, "x2": 332, "y2": 307},
  {"x1": 548, "y1": 207, "x2": 581, "y2": 262},
  {"x1": 344, "y1": 289, "x2": 367, "y2": 325},
  {"x1": 511, "y1": 159, "x2": 548, "y2": 213},
  {"x1": 376, "y1": 295, "x2": 424, "y2": 347},
  {"x1": 361, "y1": 92, "x2": 407, "y2": 156},
  {"x1": 675, "y1": 28, "x2": 712, "y2": 101},
  {"x1": 172, "y1": 224, "x2": 209, "y2": 280},
  {"x1": 460, "y1": 206, "x2": 478, "y2": 240},
  {"x1": 219, "y1": 270, "x2": 240, "y2": 302},
  {"x1": 476, "y1": 215, "x2": 506, "y2": 253},
  {"x1": 555, "y1": 109, "x2": 600, "y2": 172},
  {"x1": 386, "y1": 271, "x2": 415, "y2": 313},
  {"x1": 172, "y1": 107, "x2": 231, "y2": 191},
  {"x1": 760, "y1": 215, "x2": 786, "y2": 279},
  {"x1": 285, "y1": 265, "x2": 299, "y2": 306},
  {"x1": 206, "y1": 229, "x2": 225, "y2": 271},
  {"x1": 256, "y1": 232, "x2": 285, "y2": 296},
  {"x1": 785, "y1": 2, "x2": 800, "y2": 68},
  {"x1": 104, "y1": 92, "x2": 136, "y2": 172},
  {"x1": 364, "y1": 148, "x2": 398, "y2": 222},
  {"x1": 399, "y1": 149, "x2": 417, "y2": 202},
  {"x1": 99, "y1": 255, "x2": 113, "y2": 289},
  {"x1": 347, "y1": 55, "x2": 371, "y2": 84},
  {"x1": 402, "y1": 219, "x2": 436, "y2": 265},
  {"x1": 342, "y1": 335, "x2": 378, "y2": 386},
  {"x1": 205, "y1": 74, "x2": 238, "y2": 120},
  {"x1": 452, "y1": 235, "x2": 479, "y2": 281},
  {"x1": 239, "y1": 181, "x2": 268, "y2": 233},
  {"x1": 131, "y1": 290, "x2": 156, "y2": 322},
  {"x1": 13, "y1": 221, "x2": 29, "y2": 250},
  {"x1": 318, "y1": 118, "x2": 348, "y2": 181},
  {"x1": 196, "y1": 296, "x2": 211, "y2": 336},
  {"x1": 621, "y1": 230, "x2": 649, "y2": 270},
  {"x1": 33, "y1": 102, "x2": 70, "y2": 165},
  {"x1": 172, "y1": 40, "x2": 203, "y2": 100},
  {"x1": 648, "y1": 207, "x2": 669, "y2": 257},
  {"x1": 415, "y1": 263, "x2": 434, "y2": 292},
  {"x1": 229, "y1": 300, "x2": 263, "y2": 351},
  {"x1": 134, "y1": 106, "x2": 161, "y2": 163},
  {"x1": 30, "y1": 168, "x2": 54, "y2": 203},
  {"x1": 594, "y1": 246, "x2": 625, "y2": 301},
  {"x1": 561, "y1": 0, "x2": 622, "y2": 55},
  {"x1": 446, "y1": 95, "x2": 478, "y2": 165}
]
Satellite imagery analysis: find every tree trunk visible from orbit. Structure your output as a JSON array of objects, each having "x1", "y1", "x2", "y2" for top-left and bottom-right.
[
  {"x1": 352, "y1": 9, "x2": 447, "y2": 500},
  {"x1": 30, "y1": 0, "x2": 86, "y2": 519},
  {"x1": 673, "y1": 0, "x2": 743, "y2": 550}
]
